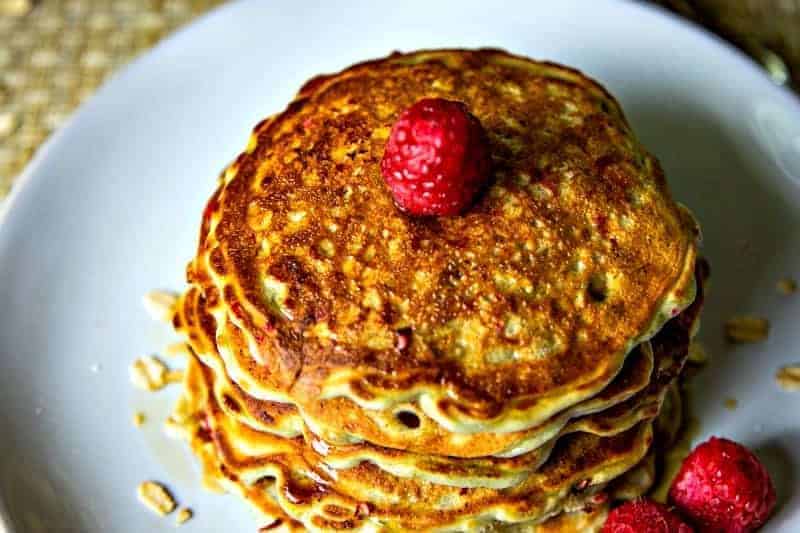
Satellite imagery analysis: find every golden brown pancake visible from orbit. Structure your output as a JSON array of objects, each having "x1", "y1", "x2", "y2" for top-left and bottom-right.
[
  {"x1": 173, "y1": 262, "x2": 702, "y2": 463},
  {"x1": 168, "y1": 352, "x2": 653, "y2": 532},
  {"x1": 171, "y1": 285, "x2": 698, "y2": 492},
  {"x1": 191, "y1": 48, "x2": 699, "y2": 440},
  {"x1": 173, "y1": 287, "x2": 684, "y2": 490},
  {"x1": 174, "y1": 284, "x2": 659, "y2": 458}
]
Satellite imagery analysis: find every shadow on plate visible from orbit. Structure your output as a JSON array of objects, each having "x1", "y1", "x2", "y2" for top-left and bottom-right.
[{"x1": 754, "y1": 430, "x2": 799, "y2": 526}]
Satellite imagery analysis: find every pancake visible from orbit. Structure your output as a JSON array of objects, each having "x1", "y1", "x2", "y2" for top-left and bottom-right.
[
  {"x1": 174, "y1": 332, "x2": 659, "y2": 491},
  {"x1": 191, "y1": 48, "x2": 700, "y2": 440},
  {"x1": 174, "y1": 263, "x2": 703, "y2": 461},
  {"x1": 168, "y1": 269, "x2": 704, "y2": 499},
  {"x1": 168, "y1": 351, "x2": 654, "y2": 532},
  {"x1": 185, "y1": 258, "x2": 700, "y2": 458},
  {"x1": 175, "y1": 284, "x2": 657, "y2": 457},
  {"x1": 295, "y1": 341, "x2": 654, "y2": 458},
  {"x1": 173, "y1": 287, "x2": 679, "y2": 490},
  {"x1": 168, "y1": 352, "x2": 663, "y2": 533}
]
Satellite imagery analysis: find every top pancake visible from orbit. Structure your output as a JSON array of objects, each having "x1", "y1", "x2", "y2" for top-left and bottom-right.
[{"x1": 193, "y1": 48, "x2": 698, "y2": 434}]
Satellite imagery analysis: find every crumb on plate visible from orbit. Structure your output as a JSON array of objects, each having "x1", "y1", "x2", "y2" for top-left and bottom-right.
[
  {"x1": 129, "y1": 355, "x2": 183, "y2": 391},
  {"x1": 133, "y1": 412, "x2": 146, "y2": 427},
  {"x1": 176, "y1": 507, "x2": 193, "y2": 525},
  {"x1": 724, "y1": 316, "x2": 769, "y2": 343},
  {"x1": 137, "y1": 481, "x2": 176, "y2": 516},
  {"x1": 776, "y1": 364, "x2": 800, "y2": 391},
  {"x1": 777, "y1": 278, "x2": 797, "y2": 295},
  {"x1": 724, "y1": 397, "x2": 738, "y2": 410},
  {"x1": 142, "y1": 290, "x2": 179, "y2": 323}
]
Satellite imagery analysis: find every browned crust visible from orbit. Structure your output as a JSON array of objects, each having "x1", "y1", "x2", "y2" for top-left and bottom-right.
[{"x1": 192, "y1": 48, "x2": 698, "y2": 425}]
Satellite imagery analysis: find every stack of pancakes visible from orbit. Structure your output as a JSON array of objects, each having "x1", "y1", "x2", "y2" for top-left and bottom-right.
[{"x1": 165, "y1": 49, "x2": 705, "y2": 532}]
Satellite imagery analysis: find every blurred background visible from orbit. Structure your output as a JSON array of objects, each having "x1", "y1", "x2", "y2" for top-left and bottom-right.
[{"x1": 0, "y1": 0, "x2": 797, "y2": 197}]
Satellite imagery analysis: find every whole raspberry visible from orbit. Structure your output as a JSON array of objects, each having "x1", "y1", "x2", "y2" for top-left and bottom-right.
[
  {"x1": 602, "y1": 500, "x2": 694, "y2": 533},
  {"x1": 380, "y1": 98, "x2": 491, "y2": 216},
  {"x1": 669, "y1": 437, "x2": 776, "y2": 533}
]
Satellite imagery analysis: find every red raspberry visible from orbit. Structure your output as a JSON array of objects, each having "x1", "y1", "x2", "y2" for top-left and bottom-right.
[
  {"x1": 380, "y1": 98, "x2": 491, "y2": 216},
  {"x1": 669, "y1": 437, "x2": 776, "y2": 533},
  {"x1": 602, "y1": 500, "x2": 694, "y2": 533}
]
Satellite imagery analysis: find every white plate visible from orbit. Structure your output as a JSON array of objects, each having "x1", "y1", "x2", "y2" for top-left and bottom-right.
[{"x1": 1, "y1": 0, "x2": 799, "y2": 531}]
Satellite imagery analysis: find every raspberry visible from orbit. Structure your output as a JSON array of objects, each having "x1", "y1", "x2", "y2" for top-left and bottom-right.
[
  {"x1": 380, "y1": 98, "x2": 491, "y2": 216},
  {"x1": 669, "y1": 437, "x2": 776, "y2": 533},
  {"x1": 602, "y1": 500, "x2": 694, "y2": 533}
]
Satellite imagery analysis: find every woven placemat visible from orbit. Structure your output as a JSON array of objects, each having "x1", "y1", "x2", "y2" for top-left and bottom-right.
[
  {"x1": 0, "y1": 0, "x2": 224, "y2": 197},
  {"x1": 0, "y1": 0, "x2": 797, "y2": 199}
]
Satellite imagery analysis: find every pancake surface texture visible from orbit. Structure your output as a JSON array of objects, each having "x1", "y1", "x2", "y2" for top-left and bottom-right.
[
  {"x1": 162, "y1": 48, "x2": 705, "y2": 531},
  {"x1": 195, "y1": 48, "x2": 697, "y2": 440}
]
